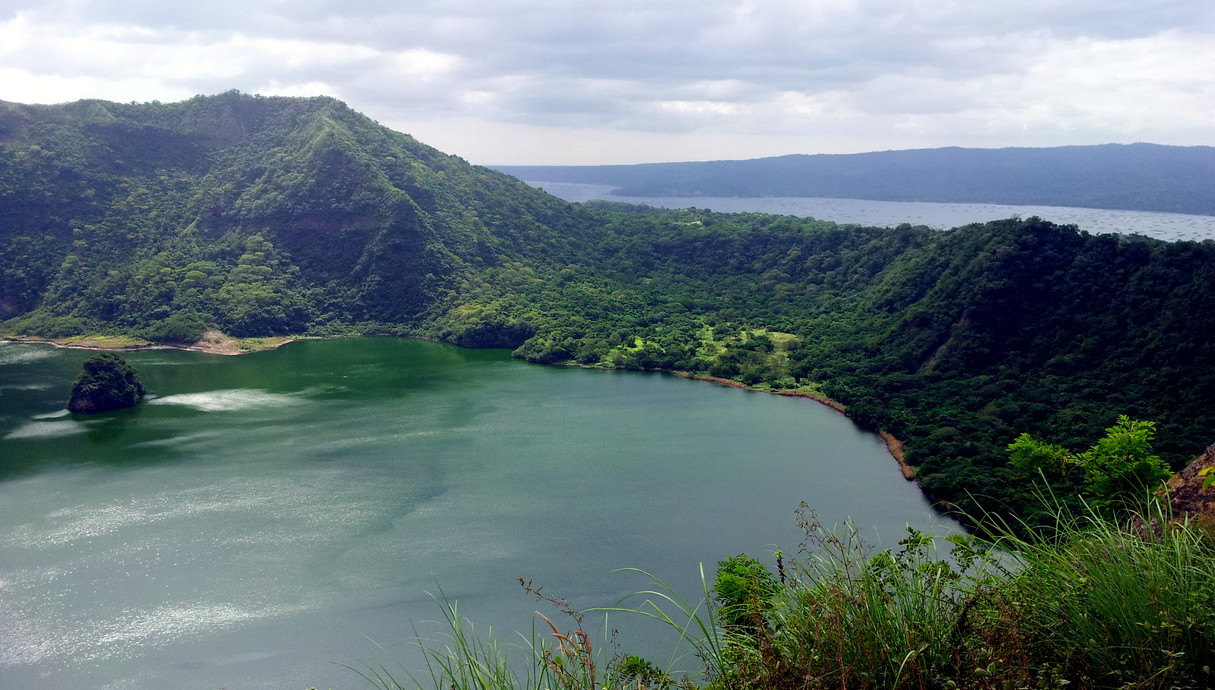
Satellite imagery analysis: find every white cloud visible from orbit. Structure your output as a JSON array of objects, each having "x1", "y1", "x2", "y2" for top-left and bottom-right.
[
  {"x1": 390, "y1": 48, "x2": 461, "y2": 77},
  {"x1": 258, "y1": 80, "x2": 340, "y2": 99},
  {"x1": 247, "y1": 35, "x2": 380, "y2": 70},
  {"x1": 0, "y1": 67, "x2": 195, "y2": 106},
  {"x1": 658, "y1": 100, "x2": 747, "y2": 117},
  {"x1": 2, "y1": 1, "x2": 1212, "y2": 163}
]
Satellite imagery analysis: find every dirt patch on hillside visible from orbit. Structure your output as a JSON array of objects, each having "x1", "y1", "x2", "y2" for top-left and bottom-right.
[{"x1": 189, "y1": 330, "x2": 244, "y2": 355}]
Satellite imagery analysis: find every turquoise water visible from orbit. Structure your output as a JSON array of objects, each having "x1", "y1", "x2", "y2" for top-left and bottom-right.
[{"x1": 0, "y1": 338, "x2": 958, "y2": 689}]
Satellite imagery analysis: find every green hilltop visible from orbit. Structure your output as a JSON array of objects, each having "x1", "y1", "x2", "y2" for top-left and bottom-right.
[
  {"x1": 3, "y1": 92, "x2": 1215, "y2": 526},
  {"x1": 0, "y1": 91, "x2": 589, "y2": 340}
]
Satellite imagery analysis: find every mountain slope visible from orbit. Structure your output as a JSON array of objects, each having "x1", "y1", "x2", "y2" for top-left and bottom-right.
[
  {"x1": 4, "y1": 93, "x2": 1215, "y2": 528},
  {"x1": 820, "y1": 218, "x2": 1215, "y2": 520},
  {"x1": 0, "y1": 92, "x2": 590, "y2": 339},
  {"x1": 494, "y1": 144, "x2": 1215, "y2": 216}
]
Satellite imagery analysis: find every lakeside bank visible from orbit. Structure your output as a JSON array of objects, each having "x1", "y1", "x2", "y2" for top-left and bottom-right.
[
  {"x1": 3, "y1": 330, "x2": 920, "y2": 484},
  {"x1": 670, "y1": 371, "x2": 918, "y2": 481},
  {"x1": 2, "y1": 330, "x2": 299, "y2": 356}
]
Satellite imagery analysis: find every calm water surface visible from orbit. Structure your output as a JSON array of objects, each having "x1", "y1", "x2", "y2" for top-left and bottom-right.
[
  {"x1": 0, "y1": 338, "x2": 957, "y2": 689},
  {"x1": 529, "y1": 181, "x2": 1215, "y2": 242}
]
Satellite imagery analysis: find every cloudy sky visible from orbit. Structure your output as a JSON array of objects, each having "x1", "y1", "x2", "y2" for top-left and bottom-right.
[{"x1": 1, "y1": 1, "x2": 1212, "y2": 165}]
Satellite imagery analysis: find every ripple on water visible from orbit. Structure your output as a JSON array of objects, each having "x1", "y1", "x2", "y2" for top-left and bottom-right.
[
  {"x1": 146, "y1": 390, "x2": 302, "y2": 412},
  {"x1": 1, "y1": 472, "x2": 383, "y2": 550},
  {"x1": 0, "y1": 382, "x2": 53, "y2": 391},
  {"x1": 0, "y1": 472, "x2": 376, "y2": 670},
  {"x1": 127, "y1": 429, "x2": 226, "y2": 450},
  {"x1": 0, "y1": 600, "x2": 309, "y2": 667},
  {"x1": 4, "y1": 419, "x2": 86, "y2": 440},
  {"x1": 92, "y1": 602, "x2": 309, "y2": 653},
  {"x1": 0, "y1": 345, "x2": 55, "y2": 365}
]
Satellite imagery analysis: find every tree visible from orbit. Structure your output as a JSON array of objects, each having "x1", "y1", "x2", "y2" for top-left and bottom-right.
[
  {"x1": 1007, "y1": 433, "x2": 1072, "y2": 479},
  {"x1": 1007, "y1": 416, "x2": 1171, "y2": 513},
  {"x1": 1077, "y1": 416, "x2": 1171, "y2": 512}
]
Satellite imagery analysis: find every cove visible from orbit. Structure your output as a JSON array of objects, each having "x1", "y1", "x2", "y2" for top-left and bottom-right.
[{"x1": 0, "y1": 337, "x2": 959, "y2": 689}]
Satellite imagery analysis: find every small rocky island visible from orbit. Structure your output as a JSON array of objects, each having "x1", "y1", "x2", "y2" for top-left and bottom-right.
[{"x1": 67, "y1": 353, "x2": 146, "y2": 413}]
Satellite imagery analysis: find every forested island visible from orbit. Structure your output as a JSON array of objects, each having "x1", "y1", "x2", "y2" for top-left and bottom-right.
[
  {"x1": 65, "y1": 352, "x2": 145, "y2": 412},
  {"x1": 3, "y1": 91, "x2": 1215, "y2": 529}
]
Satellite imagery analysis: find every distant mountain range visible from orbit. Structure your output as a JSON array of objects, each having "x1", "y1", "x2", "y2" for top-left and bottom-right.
[{"x1": 494, "y1": 144, "x2": 1215, "y2": 216}]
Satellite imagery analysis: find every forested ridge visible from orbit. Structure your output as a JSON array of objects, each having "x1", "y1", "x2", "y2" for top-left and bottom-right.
[
  {"x1": 495, "y1": 143, "x2": 1215, "y2": 216},
  {"x1": 4, "y1": 92, "x2": 1214, "y2": 525}
]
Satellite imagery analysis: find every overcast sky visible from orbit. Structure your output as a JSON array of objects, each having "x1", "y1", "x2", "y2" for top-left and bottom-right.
[{"x1": 1, "y1": 1, "x2": 1212, "y2": 165}]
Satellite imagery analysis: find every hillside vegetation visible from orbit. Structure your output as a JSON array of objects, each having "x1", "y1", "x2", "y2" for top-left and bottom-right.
[
  {"x1": 3, "y1": 93, "x2": 1214, "y2": 526},
  {"x1": 495, "y1": 144, "x2": 1215, "y2": 216}
]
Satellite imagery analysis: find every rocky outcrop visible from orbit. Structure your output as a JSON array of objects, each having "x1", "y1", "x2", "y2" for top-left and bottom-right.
[
  {"x1": 67, "y1": 353, "x2": 145, "y2": 413},
  {"x1": 1168, "y1": 442, "x2": 1215, "y2": 524}
]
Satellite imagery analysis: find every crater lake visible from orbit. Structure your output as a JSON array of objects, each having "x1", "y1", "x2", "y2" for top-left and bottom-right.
[{"x1": 0, "y1": 337, "x2": 959, "y2": 689}]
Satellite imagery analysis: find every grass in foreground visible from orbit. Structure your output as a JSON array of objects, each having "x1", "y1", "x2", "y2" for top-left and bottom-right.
[
  {"x1": 730, "y1": 503, "x2": 1215, "y2": 689},
  {"x1": 364, "y1": 501, "x2": 1215, "y2": 690}
]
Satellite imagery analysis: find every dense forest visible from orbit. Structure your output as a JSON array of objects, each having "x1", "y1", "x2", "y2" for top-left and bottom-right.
[
  {"x1": 4, "y1": 92, "x2": 1214, "y2": 527},
  {"x1": 495, "y1": 144, "x2": 1215, "y2": 216}
]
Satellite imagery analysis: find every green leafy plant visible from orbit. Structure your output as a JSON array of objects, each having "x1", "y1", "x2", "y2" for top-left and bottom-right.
[
  {"x1": 711, "y1": 555, "x2": 781, "y2": 635},
  {"x1": 1199, "y1": 466, "x2": 1215, "y2": 491},
  {"x1": 1008, "y1": 416, "x2": 1172, "y2": 514}
]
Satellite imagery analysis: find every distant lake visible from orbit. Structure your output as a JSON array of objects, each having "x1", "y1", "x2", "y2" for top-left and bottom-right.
[
  {"x1": 0, "y1": 338, "x2": 958, "y2": 690},
  {"x1": 528, "y1": 181, "x2": 1215, "y2": 242}
]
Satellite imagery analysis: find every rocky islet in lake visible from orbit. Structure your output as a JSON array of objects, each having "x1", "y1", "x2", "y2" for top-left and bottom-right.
[{"x1": 67, "y1": 353, "x2": 146, "y2": 413}]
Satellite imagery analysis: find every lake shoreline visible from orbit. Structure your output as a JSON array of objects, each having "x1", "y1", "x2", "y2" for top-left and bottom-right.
[
  {"x1": 2, "y1": 330, "x2": 299, "y2": 356},
  {"x1": 3, "y1": 331, "x2": 919, "y2": 484},
  {"x1": 564, "y1": 363, "x2": 920, "y2": 483},
  {"x1": 669, "y1": 371, "x2": 918, "y2": 482}
]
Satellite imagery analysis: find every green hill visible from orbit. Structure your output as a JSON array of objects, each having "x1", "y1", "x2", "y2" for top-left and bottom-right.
[
  {"x1": 3, "y1": 92, "x2": 1214, "y2": 526},
  {"x1": 0, "y1": 91, "x2": 589, "y2": 340}
]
